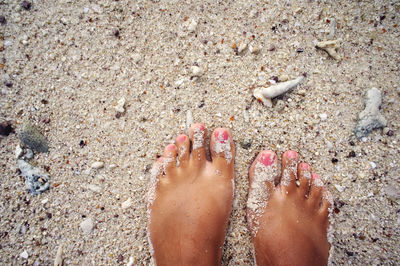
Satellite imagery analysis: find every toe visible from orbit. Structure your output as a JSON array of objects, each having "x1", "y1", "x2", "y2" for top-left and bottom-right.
[
  {"x1": 210, "y1": 128, "x2": 235, "y2": 174},
  {"x1": 163, "y1": 144, "x2": 177, "y2": 175},
  {"x1": 319, "y1": 188, "x2": 333, "y2": 217},
  {"x1": 297, "y1": 162, "x2": 312, "y2": 196},
  {"x1": 247, "y1": 150, "x2": 278, "y2": 236},
  {"x1": 151, "y1": 157, "x2": 164, "y2": 180},
  {"x1": 280, "y1": 150, "x2": 299, "y2": 193},
  {"x1": 176, "y1": 134, "x2": 190, "y2": 167},
  {"x1": 309, "y1": 173, "x2": 324, "y2": 208},
  {"x1": 189, "y1": 123, "x2": 207, "y2": 168}
]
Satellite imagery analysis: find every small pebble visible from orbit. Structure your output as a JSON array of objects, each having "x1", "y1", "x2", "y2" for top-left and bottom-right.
[
  {"x1": 187, "y1": 19, "x2": 197, "y2": 32},
  {"x1": 249, "y1": 44, "x2": 261, "y2": 54},
  {"x1": 20, "y1": 250, "x2": 29, "y2": 259},
  {"x1": 0, "y1": 121, "x2": 13, "y2": 136},
  {"x1": 15, "y1": 144, "x2": 23, "y2": 159},
  {"x1": 334, "y1": 184, "x2": 345, "y2": 192},
  {"x1": 54, "y1": 244, "x2": 63, "y2": 266},
  {"x1": 369, "y1": 161, "x2": 377, "y2": 169},
  {"x1": 115, "y1": 98, "x2": 126, "y2": 113},
  {"x1": 87, "y1": 184, "x2": 101, "y2": 193},
  {"x1": 332, "y1": 158, "x2": 339, "y2": 163},
  {"x1": 348, "y1": 151, "x2": 356, "y2": 158},
  {"x1": 387, "y1": 130, "x2": 394, "y2": 136},
  {"x1": 80, "y1": 218, "x2": 94, "y2": 234},
  {"x1": 0, "y1": 15, "x2": 6, "y2": 25},
  {"x1": 239, "y1": 139, "x2": 252, "y2": 150},
  {"x1": 132, "y1": 53, "x2": 141, "y2": 64},
  {"x1": 191, "y1": 65, "x2": 204, "y2": 77},
  {"x1": 91, "y1": 161, "x2": 104, "y2": 169},
  {"x1": 126, "y1": 256, "x2": 134, "y2": 266},
  {"x1": 121, "y1": 198, "x2": 133, "y2": 209},
  {"x1": 25, "y1": 148, "x2": 34, "y2": 159},
  {"x1": 21, "y1": 1, "x2": 32, "y2": 10},
  {"x1": 237, "y1": 42, "x2": 247, "y2": 54},
  {"x1": 18, "y1": 123, "x2": 49, "y2": 152},
  {"x1": 319, "y1": 113, "x2": 328, "y2": 121},
  {"x1": 279, "y1": 74, "x2": 289, "y2": 82}
]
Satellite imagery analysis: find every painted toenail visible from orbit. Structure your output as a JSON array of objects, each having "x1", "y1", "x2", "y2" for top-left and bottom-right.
[
  {"x1": 177, "y1": 135, "x2": 186, "y2": 142},
  {"x1": 286, "y1": 150, "x2": 298, "y2": 159},
  {"x1": 215, "y1": 129, "x2": 229, "y2": 142},
  {"x1": 301, "y1": 163, "x2": 310, "y2": 170},
  {"x1": 260, "y1": 151, "x2": 275, "y2": 166},
  {"x1": 312, "y1": 173, "x2": 320, "y2": 179},
  {"x1": 167, "y1": 144, "x2": 175, "y2": 151}
]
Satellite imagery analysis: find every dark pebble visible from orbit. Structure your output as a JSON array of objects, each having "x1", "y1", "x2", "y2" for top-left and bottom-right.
[
  {"x1": 331, "y1": 158, "x2": 339, "y2": 163},
  {"x1": 0, "y1": 16, "x2": 6, "y2": 25},
  {"x1": 21, "y1": 1, "x2": 32, "y2": 10},
  {"x1": 117, "y1": 254, "x2": 124, "y2": 263},
  {"x1": 270, "y1": 76, "x2": 279, "y2": 83},
  {"x1": 113, "y1": 29, "x2": 120, "y2": 38},
  {"x1": 387, "y1": 130, "x2": 394, "y2": 136},
  {"x1": 348, "y1": 151, "x2": 356, "y2": 158},
  {"x1": 79, "y1": 140, "x2": 86, "y2": 148},
  {"x1": 115, "y1": 112, "x2": 121, "y2": 119},
  {"x1": 240, "y1": 140, "x2": 252, "y2": 150},
  {"x1": 345, "y1": 250, "x2": 354, "y2": 256},
  {"x1": 0, "y1": 122, "x2": 13, "y2": 136},
  {"x1": 46, "y1": 212, "x2": 52, "y2": 219},
  {"x1": 5, "y1": 81, "x2": 13, "y2": 87},
  {"x1": 349, "y1": 140, "x2": 355, "y2": 146},
  {"x1": 296, "y1": 48, "x2": 304, "y2": 53},
  {"x1": 43, "y1": 118, "x2": 50, "y2": 124}
]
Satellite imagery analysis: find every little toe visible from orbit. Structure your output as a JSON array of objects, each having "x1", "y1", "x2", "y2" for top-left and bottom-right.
[
  {"x1": 210, "y1": 128, "x2": 235, "y2": 175},
  {"x1": 319, "y1": 188, "x2": 333, "y2": 217},
  {"x1": 151, "y1": 157, "x2": 165, "y2": 180},
  {"x1": 189, "y1": 123, "x2": 207, "y2": 168},
  {"x1": 175, "y1": 134, "x2": 190, "y2": 167},
  {"x1": 297, "y1": 162, "x2": 312, "y2": 196},
  {"x1": 163, "y1": 144, "x2": 177, "y2": 175},
  {"x1": 309, "y1": 173, "x2": 324, "y2": 208},
  {"x1": 280, "y1": 150, "x2": 299, "y2": 193}
]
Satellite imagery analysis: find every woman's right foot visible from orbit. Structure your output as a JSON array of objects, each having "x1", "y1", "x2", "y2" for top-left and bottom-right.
[{"x1": 247, "y1": 150, "x2": 332, "y2": 266}]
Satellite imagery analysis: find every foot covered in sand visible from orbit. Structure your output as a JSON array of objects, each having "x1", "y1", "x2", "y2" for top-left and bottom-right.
[
  {"x1": 147, "y1": 123, "x2": 235, "y2": 265},
  {"x1": 247, "y1": 150, "x2": 332, "y2": 266}
]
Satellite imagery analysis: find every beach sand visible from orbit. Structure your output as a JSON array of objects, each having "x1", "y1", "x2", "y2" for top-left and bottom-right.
[{"x1": 0, "y1": 0, "x2": 399, "y2": 264}]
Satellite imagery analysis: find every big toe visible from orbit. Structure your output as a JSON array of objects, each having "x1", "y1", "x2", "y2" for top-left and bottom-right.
[
  {"x1": 210, "y1": 128, "x2": 235, "y2": 175},
  {"x1": 247, "y1": 150, "x2": 278, "y2": 235}
]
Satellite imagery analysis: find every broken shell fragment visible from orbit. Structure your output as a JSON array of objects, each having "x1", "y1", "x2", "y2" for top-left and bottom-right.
[
  {"x1": 316, "y1": 40, "x2": 341, "y2": 60},
  {"x1": 354, "y1": 87, "x2": 387, "y2": 139},
  {"x1": 253, "y1": 76, "x2": 305, "y2": 107}
]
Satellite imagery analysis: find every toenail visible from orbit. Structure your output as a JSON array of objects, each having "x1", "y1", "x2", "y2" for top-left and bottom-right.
[
  {"x1": 214, "y1": 129, "x2": 229, "y2": 142},
  {"x1": 301, "y1": 163, "x2": 310, "y2": 170},
  {"x1": 194, "y1": 124, "x2": 205, "y2": 131},
  {"x1": 167, "y1": 144, "x2": 175, "y2": 151},
  {"x1": 312, "y1": 173, "x2": 320, "y2": 179},
  {"x1": 260, "y1": 151, "x2": 275, "y2": 166},
  {"x1": 286, "y1": 150, "x2": 298, "y2": 159},
  {"x1": 177, "y1": 135, "x2": 186, "y2": 142}
]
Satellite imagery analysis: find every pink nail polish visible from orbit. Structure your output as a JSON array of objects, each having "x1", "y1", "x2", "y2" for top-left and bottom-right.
[
  {"x1": 215, "y1": 129, "x2": 229, "y2": 142},
  {"x1": 286, "y1": 150, "x2": 298, "y2": 159},
  {"x1": 260, "y1": 151, "x2": 275, "y2": 166},
  {"x1": 177, "y1": 135, "x2": 186, "y2": 142},
  {"x1": 167, "y1": 144, "x2": 175, "y2": 151},
  {"x1": 301, "y1": 163, "x2": 310, "y2": 170},
  {"x1": 312, "y1": 173, "x2": 320, "y2": 179}
]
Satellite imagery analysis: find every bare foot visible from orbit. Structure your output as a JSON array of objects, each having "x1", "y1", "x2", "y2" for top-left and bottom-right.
[
  {"x1": 147, "y1": 123, "x2": 235, "y2": 265},
  {"x1": 247, "y1": 150, "x2": 332, "y2": 266}
]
